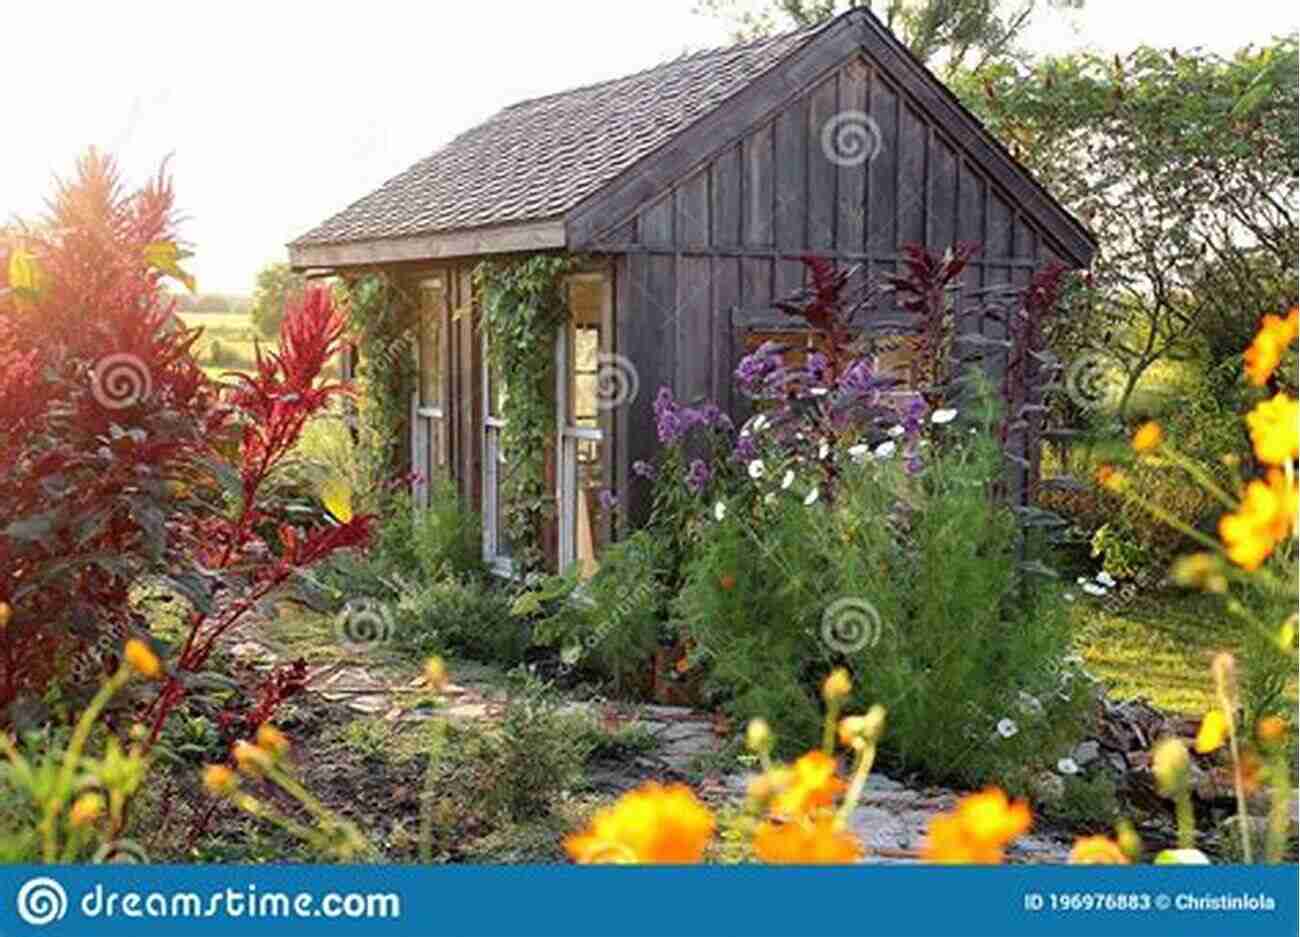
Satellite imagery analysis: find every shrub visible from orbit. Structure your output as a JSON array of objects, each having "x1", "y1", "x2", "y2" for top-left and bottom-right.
[{"x1": 390, "y1": 574, "x2": 522, "y2": 666}]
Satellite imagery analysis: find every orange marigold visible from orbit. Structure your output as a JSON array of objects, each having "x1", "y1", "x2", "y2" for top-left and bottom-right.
[
  {"x1": 1069, "y1": 835, "x2": 1129, "y2": 864},
  {"x1": 1245, "y1": 393, "x2": 1299, "y2": 466},
  {"x1": 770, "y1": 751, "x2": 846, "y2": 818},
  {"x1": 1219, "y1": 470, "x2": 1299, "y2": 570},
  {"x1": 565, "y1": 782, "x2": 714, "y2": 864},
  {"x1": 1131, "y1": 421, "x2": 1163, "y2": 454},
  {"x1": 1243, "y1": 308, "x2": 1298, "y2": 387},
  {"x1": 921, "y1": 788, "x2": 1032, "y2": 864},
  {"x1": 753, "y1": 816, "x2": 863, "y2": 864}
]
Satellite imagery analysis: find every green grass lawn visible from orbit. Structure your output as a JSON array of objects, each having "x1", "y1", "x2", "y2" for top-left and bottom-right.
[{"x1": 1074, "y1": 590, "x2": 1295, "y2": 716}]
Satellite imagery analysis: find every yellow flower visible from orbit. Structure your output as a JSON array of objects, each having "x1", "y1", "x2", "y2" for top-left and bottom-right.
[
  {"x1": 123, "y1": 639, "x2": 161, "y2": 679},
  {"x1": 233, "y1": 740, "x2": 272, "y2": 775},
  {"x1": 753, "y1": 816, "x2": 863, "y2": 864},
  {"x1": 837, "y1": 705, "x2": 886, "y2": 750},
  {"x1": 564, "y1": 782, "x2": 714, "y2": 864},
  {"x1": 69, "y1": 792, "x2": 105, "y2": 827},
  {"x1": 255, "y1": 724, "x2": 290, "y2": 757},
  {"x1": 1246, "y1": 394, "x2": 1299, "y2": 466},
  {"x1": 1069, "y1": 835, "x2": 1129, "y2": 864},
  {"x1": 423, "y1": 656, "x2": 448, "y2": 691},
  {"x1": 822, "y1": 668, "x2": 852, "y2": 704},
  {"x1": 203, "y1": 764, "x2": 239, "y2": 796},
  {"x1": 1195, "y1": 709, "x2": 1229, "y2": 754},
  {"x1": 1243, "y1": 308, "x2": 1298, "y2": 387},
  {"x1": 1171, "y1": 553, "x2": 1227, "y2": 594},
  {"x1": 745, "y1": 718, "x2": 772, "y2": 755},
  {"x1": 1095, "y1": 465, "x2": 1126, "y2": 493},
  {"x1": 1152, "y1": 737, "x2": 1190, "y2": 797},
  {"x1": 921, "y1": 788, "x2": 1032, "y2": 864},
  {"x1": 0, "y1": 602, "x2": 10, "y2": 630},
  {"x1": 1219, "y1": 470, "x2": 1299, "y2": 570},
  {"x1": 771, "y1": 751, "x2": 845, "y2": 818},
  {"x1": 1131, "y1": 421, "x2": 1163, "y2": 454}
]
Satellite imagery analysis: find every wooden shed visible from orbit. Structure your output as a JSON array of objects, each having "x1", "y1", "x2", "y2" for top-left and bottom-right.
[{"x1": 289, "y1": 8, "x2": 1095, "y2": 576}]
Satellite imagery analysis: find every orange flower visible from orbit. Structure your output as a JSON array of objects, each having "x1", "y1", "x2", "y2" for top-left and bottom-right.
[
  {"x1": 123, "y1": 639, "x2": 161, "y2": 679},
  {"x1": 1219, "y1": 470, "x2": 1299, "y2": 570},
  {"x1": 753, "y1": 816, "x2": 863, "y2": 864},
  {"x1": 565, "y1": 782, "x2": 714, "y2": 864},
  {"x1": 1245, "y1": 394, "x2": 1299, "y2": 466},
  {"x1": 1095, "y1": 465, "x2": 1126, "y2": 493},
  {"x1": 1131, "y1": 421, "x2": 1163, "y2": 454},
  {"x1": 1243, "y1": 309, "x2": 1298, "y2": 387},
  {"x1": 1257, "y1": 715, "x2": 1288, "y2": 748},
  {"x1": 921, "y1": 788, "x2": 1032, "y2": 864},
  {"x1": 1069, "y1": 835, "x2": 1129, "y2": 864},
  {"x1": 770, "y1": 751, "x2": 846, "y2": 818}
]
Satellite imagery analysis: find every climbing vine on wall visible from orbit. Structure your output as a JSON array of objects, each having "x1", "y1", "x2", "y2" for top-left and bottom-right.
[
  {"x1": 338, "y1": 272, "x2": 417, "y2": 503},
  {"x1": 474, "y1": 254, "x2": 577, "y2": 572}
]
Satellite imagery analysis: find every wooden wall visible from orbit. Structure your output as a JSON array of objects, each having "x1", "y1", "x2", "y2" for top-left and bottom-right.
[{"x1": 585, "y1": 55, "x2": 1074, "y2": 522}]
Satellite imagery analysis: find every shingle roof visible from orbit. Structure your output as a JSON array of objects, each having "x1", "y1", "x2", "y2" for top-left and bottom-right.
[{"x1": 291, "y1": 25, "x2": 822, "y2": 247}]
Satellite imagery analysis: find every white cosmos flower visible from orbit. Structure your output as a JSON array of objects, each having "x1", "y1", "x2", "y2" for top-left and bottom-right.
[
  {"x1": 808, "y1": 387, "x2": 828, "y2": 397},
  {"x1": 1056, "y1": 757, "x2": 1080, "y2": 776},
  {"x1": 818, "y1": 440, "x2": 830, "y2": 460},
  {"x1": 1082, "y1": 582, "x2": 1107, "y2": 596},
  {"x1": 781, "y1": 469, "x2": 795, "y2": 490},
  {"x1": 931, "y1": 408, "x2": 958, "y2": 424},
  {"x1": 1063, "y1": 592, "x2": 1075, "y2": 602},
  {"x1": 1017, "y1": 691, "x2": 1043, "y2": 716},
  {"x1": 803, "y1": 488, "x2": 819, "y2": 506},
  {"x1": 888, "y1": 424, "x2": 905, "y2": 437},
  {"x1": 874, "y1": 441, "x2": 897, "y2": 458},
  {"x1": 748, "y1": 459, "x2": 765, "y2": 480},
  {"x1": 1096, "y1": 571, "x2": 1116, "y2": 588},
  {"x1": 848, "y1": 443, "x2": 870, "y2": 463},
  {"x1": 1076, "y1": 576, "x2": 1088, "y2": 585},
  {"x1": 752, "y1": 414, "x2": 768, "y2": 432},
  {"x1": 713, "y1": 501, "x2": 726, "y2": 521},
  {"x1": 996, "y1": 718, "x2": 1019, "y2": 739}
]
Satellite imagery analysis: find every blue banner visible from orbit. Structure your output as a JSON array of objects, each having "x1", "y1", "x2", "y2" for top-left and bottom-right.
[{"x1": 0, "y1": 864, "x2": 1295, "y2": 937}]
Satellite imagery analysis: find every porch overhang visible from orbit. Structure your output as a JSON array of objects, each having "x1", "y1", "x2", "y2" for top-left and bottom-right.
[{"x1": 287, "y1": 218, "x2": 567, "y2": 271}]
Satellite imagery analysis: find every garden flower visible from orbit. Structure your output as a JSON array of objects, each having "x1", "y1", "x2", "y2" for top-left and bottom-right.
[
  {"x1": 1245, "y1": 393, "x2": 1299, "y2": 466},
  {"x1": 818, "y1": 440, "x2": 830, "y2": 460},
  {"x1": 747, "y1": 459, "x2": 765, "y2": 480},
  {"x1": 1131, "y1": 421, "x2": 1163, "y2": 453},
  {"x1": 631, "y1": 460, "x2": 656, "y2": 480},
  {"x1": 1056, "y1": 758, "x2": 1080, "y2": 776},
  {"x1": 781, "y1": 469, "x2": 795, "y2": 490},
  {"x1": 69, "y1": 792, "x2": 105, "y2": 827},
  {"x1": 874, "y1": 441, "x2": 896, "y2": 458},
  {"x1": 713, "y1": 501, "x2": 727, "y2": 521},
  {"x1": 1082, "y1": 582, "x2": 1107, "y2": 596},
  {"x1": 1095, "y1": 571, "x2": 1116, "y2": 588},
  {"x1": 685, "y1": 458, "x2": 712, "y2": 494},
  {"x1": 1171, "y1": 553, "x2": 1227, "y2": 593},
  {"x1": 1151, "y1": 737, "x2": 1190, "y2": 797},
  {"x1": 256, "y1": 724, "x2": 290, "y2": 757},
  {"x1": 888, "y1": 424, "x2": 905, "y2": 437},
  {"x1": 424, "y1": 656, "x2": 448, "y2": 690},
  {"x1": 1195, "y1": 709, "x2": 1229, "y2": 753},
  {"x1": 1069, "y1": 835, "x2": 1129, "y2": 864},
  {"x1": 753, "y1": 816, "x2": 863, "y2": 864},
  {"x1": 565, "y1": 782, "x2": 715, "y2": 864},
  {"x1": 847, "y1": 443, "x2": 869, "y2": 462},
  {"x1": 0, "y1": 602, "x2": 10, "y2": 630},
  {"x1": 921, "y1": 788, "x2": 1032, "y2": 863},
  {"x1": 1218, "y1": 470, "x2": 1299, "y2": 570},
  {"x1": 746, "y1": 718, "x2": 773, "y2": 755},
  {"x1": 771, "y1": 751, "x2": 846, "y2": 818},
  {"x1": 123, "y1": 639, "x2": 161, "y2": 679},
  {"x1": 598, "y1": 489, "x2": 619, "y2": 511},
  {"x1": 996, "y1": 718, "x2": 1018, "y2": 739},
  {"x1": 1257, "y1": 716, "x2": 1288, "y2": 748},
  {"x1": 803, "y1": 488, "x2": 819, "y2": 506},
  {"x1": 1243, "y1": 308, "x2": 1298, "y2": 386},
  {"x1": 838, "y1": 706, "x2": 886, "y2": 750},
  {"x1": 1095, "y1": 465, "x2": 1126, "y2": 492},
  {"x1": 203, "y1": 764, "x2": 239, "y2": 797},
  {"x1": 931, "y1": 408, "x2": 958, "y2": 424},
  {"x1": 1017, "y1": 692, "x2": 1043, "y2": 716},
  {"x1": 233, "y1": 740, "x2": 273, "y2": 776},
  {"x1": 822, "y1": 668, "x2": 852, "y2": 703}
]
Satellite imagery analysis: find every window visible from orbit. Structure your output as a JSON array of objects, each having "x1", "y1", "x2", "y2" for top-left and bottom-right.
[
  {"x1": 411, "y1": 275, "x2": 449, "y2": 509},
  {"x1": 482, "y1": 326, "x2": 514, "y2": 576}
]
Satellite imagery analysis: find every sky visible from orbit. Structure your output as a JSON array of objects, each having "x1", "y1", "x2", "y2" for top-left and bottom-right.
[{"x1": 3, "y1": 0, "x2": 1295, "y2": 293}]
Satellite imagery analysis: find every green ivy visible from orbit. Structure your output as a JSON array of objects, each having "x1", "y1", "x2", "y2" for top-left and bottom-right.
[{"x1": 474, "y1": 254, "x2": 576, "y2": 572}]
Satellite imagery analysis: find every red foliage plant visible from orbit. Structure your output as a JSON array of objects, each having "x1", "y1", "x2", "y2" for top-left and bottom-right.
[{"x1": 0, "y1": 150, "x2": 370, "y2": 741}]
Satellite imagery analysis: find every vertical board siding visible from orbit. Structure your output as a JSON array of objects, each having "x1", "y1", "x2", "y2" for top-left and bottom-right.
[
  {"x1": 836, "y1": 62, "x2": 868, "y2": 255},
  {"x1": 774, "y1": 99, "x2": 808, "y2": 252},
  {"x1": 806, "y1": 73, "x2": 838, "y2": 251},
  {"x1": 712, "y1": 145, "x2": 743, "y2": 248},
  {"x1": 871, "y1": 83, "x2": 903, "y2": 252},
  {"x1": 676, "y1": 256, "x2": 715, "y2": 404},
  {"x1": 677, "y1": 171, "x2": 711, "y2": 250},
  {"x1": 743, "y1": 122, "x2": 774, "y2": 247}
]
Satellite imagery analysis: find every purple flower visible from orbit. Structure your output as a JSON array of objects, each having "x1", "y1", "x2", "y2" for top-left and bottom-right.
[
  {"x1": 807, "y1": 352, "x2": 829, "y2": 381},
  {"x1": 685, "y1": 458, "x2": 712, "y2": 495},
  {"x1": 732, "y1": 434, "x2": 757, "y2": 463},
  {"x1": 632, "y1": 459, "x2": 657, "y2": 481},
  {"x1": 901, "y1": 394, "x2": 929, "y2": 435},
  {"x1": 734, "y1": 342, "x2": 783, "y2": 398},
  {"x1": 698, "y1": 403, "x2": 734, "y2": 433},
  {"x1": 654, "y1": 386, "x2": 686, "y2": 444},
  {"x1": 598, "y1": 489, "x2": 619, "y2": 511}
]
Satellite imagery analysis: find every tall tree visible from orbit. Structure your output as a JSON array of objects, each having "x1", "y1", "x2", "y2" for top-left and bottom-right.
[
  {"x1": 696, "y1": 0, "x2": 1084, "y2": 76},
  {"x1": 251, "y1": 261, "x2": 306, "y2": 338}
]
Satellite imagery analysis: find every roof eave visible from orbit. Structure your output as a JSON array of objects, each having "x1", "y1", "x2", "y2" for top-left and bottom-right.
[{"x1": 287, "y1": 218, "x2": 567, "y2": 271}]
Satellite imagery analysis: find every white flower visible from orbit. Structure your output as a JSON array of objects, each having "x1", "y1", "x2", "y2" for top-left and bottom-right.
[
  {"x1": 996, "y1": 718, "x2": 1019, "y2": 739},
  {"x1": 874, "y1": 441, "x2": 896, "y2": 459},
  {"x1": 763, "y1": 491, "x2": 776, "y2": 505},
  {"x1": 1063, "y1": 592, "x2": 1075, "y2": 603},
  {"x1": 848, "y1": 443, "x2": 870, "y2": 463},
  {"x1": 1082, "y1": 582, "x2": 1107, "y2": 596},
  {"x1": 1056, "y1": 757, "x2": 1080, "y2": 776},
  {"x1": 931, "y1": 408, "x2": 958, "y2": 425},
  {"x1": 808, "y1": 387, "x2": 828, "y2": 397},
  {"x1": 747, "y1": 459, "x2": 765, "y2": 480},
  {"x1": 1017, "y1": 691, "x2": 1043, "y2": 716},
  {"x1": 803, "y1": 488, "x2": 819, "y2": 506},
  {"x1": 1076, "y1": 576, "x2": 1088, "y2": 585},
  {"x1": 752, "y1": 414, "x2": 768, "y2": 433},
  {"x1": 713, "y1": 501, "x2": 726, "y2": 522},
  {"x1": 818, "y1": 440, "x2": 830, "y2": 460},
  {"x1": 1095, "y1": 571, "x2": 1116, "y2": 588},
  {"x1": 781, "y1": 469, "x2": 795, "y2": 490},
  {"x1": 888, "y1": 424, "x2": 905, "y2": 437}
]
